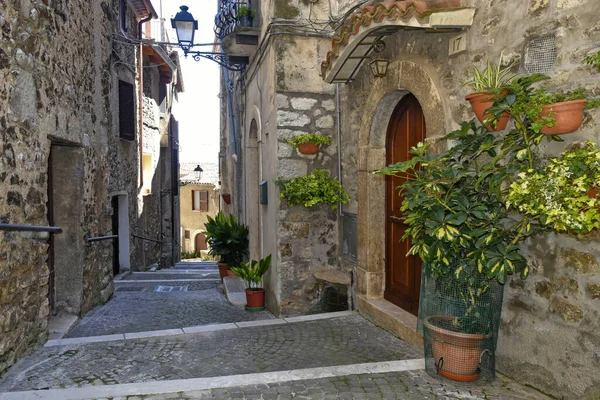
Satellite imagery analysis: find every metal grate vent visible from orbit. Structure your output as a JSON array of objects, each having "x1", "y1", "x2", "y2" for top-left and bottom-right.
[
  {"x1": 155, "y1": 285, "x2": 188, "y2": 292},
  {"x1": 524, "y1": 36, "x2": 557, "y2": 74},
  {"x1": 116, "y1": 286, "x2": 146, "y2": 292}
]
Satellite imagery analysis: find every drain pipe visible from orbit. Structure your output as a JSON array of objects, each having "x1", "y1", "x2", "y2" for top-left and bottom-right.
[
  {"x1": 222, "y1": 67, "x2": 238, "y2": 158},
  {"x1": 137, "y1": 13, "x2": 154, "y2": 188},
  {"x1": 336, "y1": 83, "x2": 344, "y2": 216}
]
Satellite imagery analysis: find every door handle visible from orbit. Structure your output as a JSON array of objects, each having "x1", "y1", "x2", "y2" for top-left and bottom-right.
[{"x1": 389, "y1": 215, "x2": 403, "y2": 222}]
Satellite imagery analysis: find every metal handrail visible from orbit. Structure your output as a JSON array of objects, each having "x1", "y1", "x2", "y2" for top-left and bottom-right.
[
  {"x1": 132, "y1": 234, "x2": 163, "y2": 244},
  {"x1": 87, "y1": 234, "x2": 119, "y2": 243},
  {"x1": 0, "y1": 223, "x2": 62, "y2": 233}
]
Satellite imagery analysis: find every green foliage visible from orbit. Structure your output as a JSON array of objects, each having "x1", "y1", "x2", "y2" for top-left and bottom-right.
[
  {"x1": 181, "y1": 251, "x2": 201, "y2": 259},
  {"x1": 203, "y1": 211, "x2": 249, "y2": 267},
  {"x1": 506, "y1": 141, "x2": 600, "y2": 233},
  {"x1": 230, "y1": 255, "x2": 272, "y2": 289},
  {"x1": 237, "y1": 5, "x2": 256, "y2": 17},
  {"x1": 463, "y1": 55, "x2": 517, "y2": 92},
  {"x1": 284, "y1": 132, "x2": 332, "y2": 147},
  {"x1": 375, "y1": 122, "x2": 537, "y2": 292},
  {"x1": 584, "y1": 50, "x2": 600, "y2": 72},
  {"x1": 276, "y1": 169, "x2": 350, "y2": 210}
]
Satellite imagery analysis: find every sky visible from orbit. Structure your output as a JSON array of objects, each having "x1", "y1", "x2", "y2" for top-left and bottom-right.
[{"x1": 152, "y1": 0, "x2": 221, "y2": 166}]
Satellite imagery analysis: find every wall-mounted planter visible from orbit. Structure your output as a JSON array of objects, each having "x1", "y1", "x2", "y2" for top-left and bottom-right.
[
  {"x1": 465, "y1": 92, "x2": 510, "y2": 131},
  {"x1": 297, "y1": 143, "x2": 320, "y2": 155},
  {"x1": 540, "y1": 100, "x2": 586, "y2": 135},
  {"x1": 221, "y1": 193, "x2": 232, "y2": 204}
]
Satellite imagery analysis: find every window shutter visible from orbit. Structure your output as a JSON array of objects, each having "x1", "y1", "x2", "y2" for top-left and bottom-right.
[
  {"x1": 200, "y1": 191, "x2": 209, "y2": 212},
  {"x1": 192, "y1": 190, "x2": 201, "y2": 211},
  {"x1": 184, "y1": 230, "x2": 190, "y2": 239},
  {"x1": 119, "y1": 80, "x2": 135, "y2": 141}
]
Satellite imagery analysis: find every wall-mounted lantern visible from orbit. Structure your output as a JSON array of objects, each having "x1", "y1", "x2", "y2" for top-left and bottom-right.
[
  {"x1": 193, "y1": 165, "x2": 203, "y2": 181},
  {"x1": 369, "y1": 38, "x2": 390, "y2": 78}
]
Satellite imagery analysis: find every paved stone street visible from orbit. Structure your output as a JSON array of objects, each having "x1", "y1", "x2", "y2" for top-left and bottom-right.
[
  {"x1": 67, "y1": 270, "x2": 273, "y2": 338},
  {"x1": 0, "y1": 264, "x2": 551, "y2": 399}
]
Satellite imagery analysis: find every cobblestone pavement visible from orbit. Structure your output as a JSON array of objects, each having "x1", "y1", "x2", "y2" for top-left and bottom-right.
[
  {"x1": 66, "y1": 274, "x2": 273, "y2": 338},
  {"x1": 0, "y1": 315, "x2": 421, "y2": 392},
  {"x1": 118, "y1": 370, "x2": 549, "y2": 400},
  {"x1": 122, "y1": 273, "x2": 221, "y2": 280}
]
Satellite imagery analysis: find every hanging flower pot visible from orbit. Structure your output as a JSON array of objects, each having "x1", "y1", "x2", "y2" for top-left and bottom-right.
[
  {"x1": 424, "y1": 315, "x2": 492, "y2": 382},
  {"x1": 465, "y1": 92, "x2": 510, "y2": 131},
  {"x1": 297, "y1": 142, "x2": 320, "y2": 155},
  {"x1": 245, "y1": 288, "x2": 266, "y2": 311},
  {"x1": 539, "y1": 100, "x2": 586, "y2": 135}
]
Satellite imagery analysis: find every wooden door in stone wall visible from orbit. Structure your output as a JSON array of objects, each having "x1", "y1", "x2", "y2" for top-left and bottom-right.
[
  {"x1": 385, "y1": 94, "x2": 425, "y2": 316},
  {"x1": 195, "y1": 233, "x2": 207, "y2": 252}
]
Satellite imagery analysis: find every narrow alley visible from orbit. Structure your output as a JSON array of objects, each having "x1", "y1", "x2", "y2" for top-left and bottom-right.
[{"x1": 0, "y1": 262, "x2": 548, "y2": 399}]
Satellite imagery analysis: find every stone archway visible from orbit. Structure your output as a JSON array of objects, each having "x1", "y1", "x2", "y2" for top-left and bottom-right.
[{"x1": 355, "y1": 60, "x2": 448, "y2": 344}]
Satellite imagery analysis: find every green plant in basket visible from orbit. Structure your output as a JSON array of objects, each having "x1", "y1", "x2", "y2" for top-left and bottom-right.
[
  {"x1": 284, "y1": 132, "x2": 332, "y2": 148},
  {"x1": 276, "y1": 169, "x2": 349, "y2": 210}
]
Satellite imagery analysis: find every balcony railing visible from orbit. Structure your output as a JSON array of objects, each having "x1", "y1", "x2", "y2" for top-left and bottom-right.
[{"x1": 214, "y1": 0, "x2": 253, "y2": 39}]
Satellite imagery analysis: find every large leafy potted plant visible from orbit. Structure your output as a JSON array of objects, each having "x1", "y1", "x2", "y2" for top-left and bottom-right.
[
  {"x1": 463, "y1": 56, "x2": 516, "y2": 131},
  {"x1": 284, "y1": 132, "x2": 332, "y2": 155},
  {"x1": 230, "y1": 254, "x2": 272, "y2": 311},
  {"x1": 203, "y1": 212, "x2": 249, "y2": 280},
  {"x1": 376, "y1": 72, "x2": 600, "y2": 382},
  {"x1": 276, "y1": 169, "x2": 350, "y2": 210}
]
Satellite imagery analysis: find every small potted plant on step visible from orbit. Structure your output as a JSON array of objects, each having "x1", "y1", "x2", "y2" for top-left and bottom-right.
[
  {"x1": 463, "y1": 56, "x2": 516, "y2": 131},
  {"x1": 231, "y1": 254, "x2": 272, "y2": 311},
  {"x1": 284, "y1": 132, "x2": 332, "y2": 155}
]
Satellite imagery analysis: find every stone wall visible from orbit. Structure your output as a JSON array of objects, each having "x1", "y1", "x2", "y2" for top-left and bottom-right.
[
  {"x1": 0, "y1": 0, "x2": 178, "y2": 376},
  {"x1": 276, "y1": 91, "x2": 348, "y2": 315},
  {"x1": 336, "y1": 0, "x2": 600, "y2": 398}
]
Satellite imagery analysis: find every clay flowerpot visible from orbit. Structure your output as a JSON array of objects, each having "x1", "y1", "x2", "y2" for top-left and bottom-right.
[
  {"x1": 424, "y1": 315, "x2": 491, "y2": 382},
  {"x1": 226, "y1": 269, "x2": 238, "y2": 277},
  {"x1": 540, "y1": 100, "x2": 586, "y2": 135},
  {"x1": 245, "y1": 288, "x2": 265, "y2": 311},
  {"x1": 218, "y1": 262, "x2": 228, "y2": 280},
  {"x1": 587, "y1": 187, "x2": 599, "y2": 199},
  {"x1": 465, "y1": 91, "x2": 510, "y2": 131},
  {"x1": 297, "y1": 143, "x2": 320, "y2": 155}
]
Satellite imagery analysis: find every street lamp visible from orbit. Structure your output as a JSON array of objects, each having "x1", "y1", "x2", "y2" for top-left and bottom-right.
[
  {"x1": 169, "y1": 5, "x2": 248, "y2": 71},
  {"x1": 193, "y1": 165, "x2": 203, "y2": 181},
  {"x1": 171, "y1": 6, "x2": 198, "y2": 53}
]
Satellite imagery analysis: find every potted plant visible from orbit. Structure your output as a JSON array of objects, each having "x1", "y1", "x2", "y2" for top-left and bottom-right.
[
  {"x1": 284, "y1": 132, "x2": 332, "y2": 155},
  {"x1": 463, "y1": 56, "x2": 516, "y2": 131},
  {"x1": 376, "y1": 71, "x2": 600, "y2": 382},
  {"x1": 203, "y1": 211, "x2": 249, "y2": 280},
  {"x1": 236, "y1": 5, "x2": 255, "y2": 27},
  {"x1": 276, "y1": 169, "x2": 350, "y2": 210},
  {"x1": 230, "y1": 254, "x2": 272, "y2": 311}
]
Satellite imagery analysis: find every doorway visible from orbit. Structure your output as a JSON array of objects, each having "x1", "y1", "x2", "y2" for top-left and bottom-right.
[
  {"x1": 385, "y1": 94, "x2": 425, "y2": 316},
  {"x1": 194, "y1": 233, "x2": 207, "y2": 252}
]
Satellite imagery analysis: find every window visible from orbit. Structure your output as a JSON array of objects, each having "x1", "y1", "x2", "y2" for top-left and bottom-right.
[
  {"x1": 120, "y1": 0, "x2": 128, "y2": 33},
  {"x1": 184, "y1": 230, "x2": 190, "y2": 239},
  {"x1": 192, "y1": 190, "x2": 209, "y2": 212},
  {"x1": 118, "y1": 80, "x2": 135, "y2": 141},
  {"x1": 142, "y1": 154, "x2": 153, "y2": 194}
]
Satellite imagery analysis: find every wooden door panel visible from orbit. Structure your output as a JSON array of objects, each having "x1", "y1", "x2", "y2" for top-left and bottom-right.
[{"x1": 385, "y1": 94, "x2": 425, "y2": 316}]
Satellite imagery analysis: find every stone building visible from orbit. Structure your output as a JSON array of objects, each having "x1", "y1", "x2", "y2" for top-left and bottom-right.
[
  {"x1": 215, "y1": 0, "x2": 600, "y2": 398},
  {"x1": 0, "y1": 0, "x2": 181, "y2": 375},
  {"x1": 179, "y1": 162, "x2": 220, "y2": 254}
]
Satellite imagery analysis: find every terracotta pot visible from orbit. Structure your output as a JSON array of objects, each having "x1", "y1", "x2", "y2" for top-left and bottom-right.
[
  {"x1": 465, "y1": 91, "x2": 510, "y2": 131},
  {"x1": 424, "y1": 315, "x2": 491, "y2": 382},
  {"x1": 540, "y1": 100, "x2": 586, "y2": 135},
  {"x1": 297, "y1": 143, "x2": 319, "y2": 155},
  {"x1": 218, "y1": 262, "x2": 228, "y2": 280},
  {"x1": 226, "y1": 269, "x2": 238, "y2": 277},
  {"x1": 245, "y1": 288, "x2": 265, "y2": 308}
]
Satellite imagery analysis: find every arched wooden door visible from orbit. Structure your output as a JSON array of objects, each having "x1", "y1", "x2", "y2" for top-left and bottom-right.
[
  {"x1": 195, "y1": 233, "x2": 207, "y2": 252},
  {"x1": 385, "y1": 94, "x2": 425, "y2": 316}
]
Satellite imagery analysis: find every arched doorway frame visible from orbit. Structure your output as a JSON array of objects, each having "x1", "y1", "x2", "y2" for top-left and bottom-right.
[
  {"x1": 356, "y1": 60, "x2": 449, "y2": 314},
  {"x1": 245, "y1": 105, "x2": 262, "y2": 261}
]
